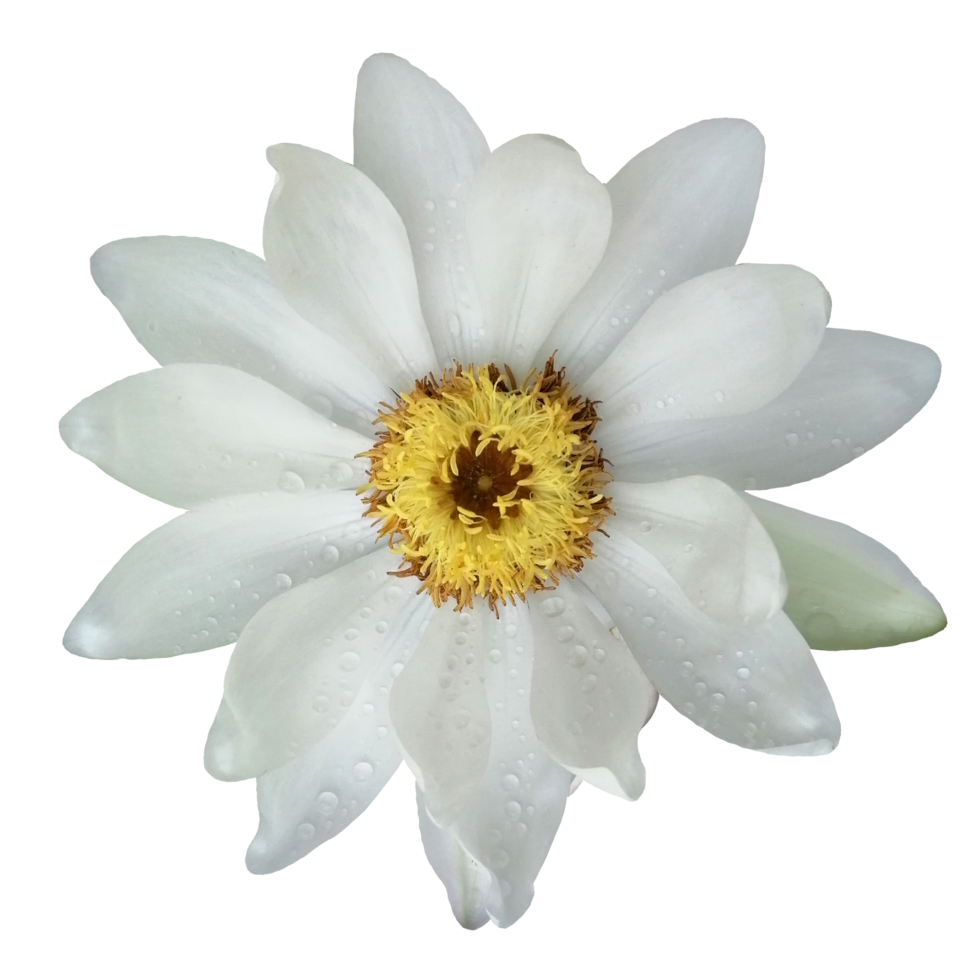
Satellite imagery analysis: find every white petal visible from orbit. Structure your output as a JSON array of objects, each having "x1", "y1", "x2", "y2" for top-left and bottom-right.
[
  {"x1": 590, "y1": 265, "x2": 829, "y2": 442},
  {"x1": 746, "y1": 495, "x2": 946, "y2": 649},
  {"x1": 465, "y1": 135, "x2": 611, "y2": 374},
  {"x1": 451, "y1": 603, "x2": 574, "y2": 928},
  {"x1": 528, "y1": 580, "x2": 652, "y2": 800},
  {"x1": 262, "y1": 143, "x2": 436, "y2": 392},
  {"x1": 60, "y1": 365, "x2": 370, "y2": 507},
  {"x1": 611, "y1": 329, "x2": 942, "y2": 489},
  {"x1": 90, "y1": 237, "x2": 388, "y2": 434},
  {"x1": 204, "y1": 549, "x2": 425, "y2": 780},
  {"x1": 539, "y1": 119, "x2": 764, "y2": 379},
  {"x1": 608, "y1": 478, "x2": 786, "y2": 627},
  {"x1": 416, "y1": 784, "x2": 492, "y2": 930},
  {"x1": 63, "y1": 490, "x2": 377, "y2": 660},
  {"x1": 353, "y1": 53, "x2": 489, "y2": 366},
  {"x1": 580, "y1": 530, "x2": 840, "y2": 755},
  {"x1": 244, "y1": 600, "x2": 433, "y2": 873},
  {"x1": 389, "y1": 606, "x2": 492, "y2": 827}
]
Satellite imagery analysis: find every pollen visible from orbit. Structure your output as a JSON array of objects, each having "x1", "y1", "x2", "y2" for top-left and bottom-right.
[{"x1": 361, "y1": 357, "x2": 612, "y2": 611}]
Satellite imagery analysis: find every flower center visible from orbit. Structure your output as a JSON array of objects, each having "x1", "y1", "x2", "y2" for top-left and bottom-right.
[{"x1": 362, "y1": 358, "x2": 611, "y2": 610}]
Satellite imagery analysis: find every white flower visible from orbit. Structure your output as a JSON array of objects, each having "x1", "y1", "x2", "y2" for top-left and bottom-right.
[{"x1": 60, "y1": 53, "x2": 945, "y2": 929}]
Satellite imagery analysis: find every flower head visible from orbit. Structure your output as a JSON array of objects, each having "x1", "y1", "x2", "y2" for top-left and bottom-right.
[{"x1": 61, "y1": 53, "x2": 945, "y2": 929}]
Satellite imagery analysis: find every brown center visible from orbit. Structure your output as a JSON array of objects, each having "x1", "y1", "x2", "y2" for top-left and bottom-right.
[{"x1": 445, "y1": 430, "x2": 533, "y2": 529}]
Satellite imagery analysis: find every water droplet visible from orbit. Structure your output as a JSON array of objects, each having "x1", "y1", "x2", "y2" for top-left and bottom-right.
[
  {"x1": 501, "y1": 773, "x2": 520, "y2": 791},
  {"x1": 566, "y1": 719, "x2": 583, "y2": 735},
  {"x1": 359, "y1": 606, "x2": 372, "y2": 619},
  {"x1": 736, "y1": 667, "x2": 751, "y2": 680},
  {"x1": 593, "y1": 647, "x2": 607, "y2": 663},
  {"x1": 831, "y1": 437, "x2": 843, "y2": 448},
  {"x1": 642, "y1": 616, "x2": 655, "y2": 628},
  {"x1": 504, "y1": 801, "x2": 521, "y2": 820},
  {"x1": 447, "y1": 198, "x2": 458, "y2": 208},
  {"x1": 322, "y1": 544, "x2": 340, "y2": 564},
  {"x1": 694, "y1": 682, "x2": 707, "y2": 696},
  {"x1": 680, "y1": 661, "x2": 694, "y2": 677},
  {"x1": 744, "y1": 722, "x2": 758, "y2": 737},
  {"x1": 581, "y1": 673, "x2": 598, "y2": 693},
  {"x1": 711, "y1": 693, "x2": 726, "y2": 710},
  {"x1": 656, "y1": 399, "x2": 666, "y2": 409},
  {"x1": 275, "y1": 573, "x2": 292, "y2": 589},
  {"x1": 557, "y1": 625, "x2": 575, "y2": 643},
  {"x1": 490, "y1": 849, "x2": 509, "y2": 869},
  {"x1": 312, "y1": 695, "x2": 330, "y2": 713},
  {"x1": 567, "y1": 645, "x2": 588, "y2": 667},
  {"x1": 317, "y1": 791, "x2": 339, "y2": 815},
  {"x1": 488, "y1": 648, "x2": 502, "y2": 663},
  {"x1": 746, "y1": 700, "x2": 758, "y2": 715},
  {"x1": 353, "y1": 761, "x2": 374, "y2": 781},
  {"x1": 658, "y1": 268, "x2": 666, "y2": 277},
  {"x1": 454, "y1": 631, "x2": 468, "y2": 646},
  {"x1": 505, "y1": 624, "x2": 518, "y2": 638},
  {"x1": 684, "y1": 702, "x2": 695, "y2": 714},
  {"x1": 714, "y1": 390, "x2": 725, "y2": 403},
  {"x1": 423, "y1": 242, "x2": 435, "y2": 253},
  {"x1": 376, "y1": 726, "x2": 388, "y2": 737},
  {"x1": 344, "y1": 628, "x2": 359, "y2": 641},
  {"x1": 340, "y1": 651, "x2": 361, "y2": 672},
  {"x1": 297, "y1": 822, "x2": 315, "y2": 841},
  {"x1": 453, "y1": 709, "x2": 471, "y2": 729},
  {"x1": 784, "y1": 432, "x2": 800, "y2": 446},
  {"x1": 278, "y1": 470, "x2": 305, "y2": 492},
  {"x1": 423, "y1": 199, "x2": 435, "y2": 211},
  {"x1": 375, "y1": 621, "x2": 388, "y2": 633},
  {"x1": 362, "y1": 702, "x2": 374, "y2": 714},
  {"x1": 639, "y1": 520, "x2": 652, "y2": 532},
  {"x1": 340, "y1": 690, "x2": 355, "y2": 707},
  {"x1": 448, "y1": 312, "x2": 461, "y2": 336},
  {"x1": 541, "y1": 596, "x2": 565, "y2": 617},
  {"x1": 853, "y1": 446, "x2": 865, "y2": 457},
  {"x1": 610, "y1": 317, "x2": 620, "y2": 327},
  {"x1": 329, "y1": 461, "x2": 354, "y2": 483},
  {"x1": 646, "y1": 287, "x2": 655, "y2": 296},
  {"x1": 390, "y1": 662, "x2": 404, "y2": 677}
]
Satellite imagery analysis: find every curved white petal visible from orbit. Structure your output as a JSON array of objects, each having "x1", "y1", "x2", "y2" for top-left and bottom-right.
[
  {"x1": 538, "y1": 119, "x2": 765, "y2": 379},
  {"x1": 63, "y1": 490, "x2": 377, "y2": 660},
  {"x1": 244, "y1": 599, "x2": 433, "y2": 873},
  {"x1": 590, "y1": 265, "x2": 829, "y2": 442},
  {"x1": 465, "y1": 135, "x2": 612, "y2": 374},
  {"x1": 580, "y1": 529, "x2": 840, "y2": 755},
  {"x1": 608, "y1": 478, "x2": 785, "y2": 627},
  {"x1": 528, "y1": 580, "x2": 652, "y2": 800},
  {"x1": 90, "y1": 237, "x2": 388, "y2": 434},
  {"x1": 203, "y1": 548, "x2": 422, "y2": 780},
  {"x1": 416, "y1": 783, "x2": 492, "y2": 930},
  {"x1": 353, "y1": 53, "x2": 489, "y2": 366},
  {"x1": 451, "y1": 603, "x2": 574, "y2": 928},
  {"x1": 389, "y1": 606, "x2": 492, "y2": 827},
  {"x1": 60, "y1": 365, "x2": 370, "y2": 507},
  {"x1": 612, "y1": 329, "x2": 942, "y2": 489},
  {"x1": 746, "y1": 495, "x2": 946, "y2": 650},
  {"x1": 262, "y1": 143, "x2": 436, "y2": 392}
]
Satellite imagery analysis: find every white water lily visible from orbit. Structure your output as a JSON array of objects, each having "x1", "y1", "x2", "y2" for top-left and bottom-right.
[{"x1": 60, "y1": 53, "x2": 945, "y2": 930}]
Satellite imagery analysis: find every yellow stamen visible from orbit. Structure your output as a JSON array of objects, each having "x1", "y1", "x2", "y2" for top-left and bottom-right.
[{"x1": 361, "y1": 358, "x2": 612, "y2": 611}]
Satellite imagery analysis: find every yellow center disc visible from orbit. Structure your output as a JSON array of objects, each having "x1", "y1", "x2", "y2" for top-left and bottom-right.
[{"x1": 361, "y1": 358, "x2": 612, "y2": 610}]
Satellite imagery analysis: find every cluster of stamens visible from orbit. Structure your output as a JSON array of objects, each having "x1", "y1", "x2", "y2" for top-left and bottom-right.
[{"x1": 361, "y1": 357, "x2": 612, "y2": 610}]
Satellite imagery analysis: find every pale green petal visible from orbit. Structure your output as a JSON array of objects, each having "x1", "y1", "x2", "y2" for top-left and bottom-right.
[{"x1": 745, "y1": 495, "x2": 946, "y2": 650}]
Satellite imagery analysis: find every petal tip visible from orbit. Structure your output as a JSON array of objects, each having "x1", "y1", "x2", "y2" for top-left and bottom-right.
[
  {"x1": 63, "y1": 611, "x2": 114, "y2": 659},
  {"x1": 761, "y1": 736, "x2": 838, "y2": 757}
]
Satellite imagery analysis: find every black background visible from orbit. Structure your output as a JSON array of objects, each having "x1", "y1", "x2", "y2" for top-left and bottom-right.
[{"x1": 57, "y1": 47, "x2": 952, "y2": 940}]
